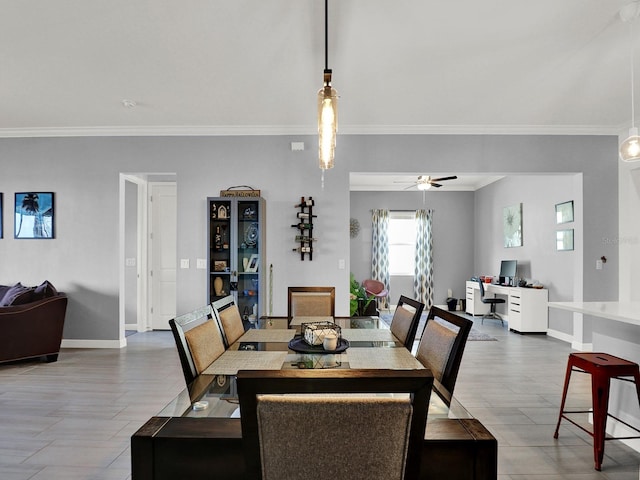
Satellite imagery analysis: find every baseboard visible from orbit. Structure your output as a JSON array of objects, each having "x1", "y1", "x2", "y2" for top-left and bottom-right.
[
  {"x1": 125, "y1": 323, "x2": 138, "y2": 331},
  {"x1": 61, "y1": 338, "x2": 127, "y2": 349}
]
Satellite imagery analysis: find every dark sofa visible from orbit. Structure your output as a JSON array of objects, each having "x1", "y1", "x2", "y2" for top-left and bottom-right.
[{"x1": 0, "y1": 282, "x2": 68, "y2": 364}]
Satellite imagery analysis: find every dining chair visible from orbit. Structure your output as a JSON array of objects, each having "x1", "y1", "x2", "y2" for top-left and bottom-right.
[
  {"x1": 169, "y1": 305, "x2": 226, "y2": 386},
  {"x1": 415, "y1": 306, "x2": 472, "y2": 406},
  {"x1": 237, "y1": 369, "x2": 433, "y2": 480},
  {"x1": 390, "y1": 295, "x2": 425, "y2": 350},
  {"x1": 287, "y1": 286, "x2": 335, "y2": 324},
  {"x1": 211, "y1": 295, "x2": 246, "y2": 348}
]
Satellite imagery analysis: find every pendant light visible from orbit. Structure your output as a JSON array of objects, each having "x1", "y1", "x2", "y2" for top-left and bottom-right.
[
  {"x1": 620, "y1": 2, "x2": 640, "y2": 162},
  {"x1": 318, "y1": 0, "x2": 338, "y2": 173}
]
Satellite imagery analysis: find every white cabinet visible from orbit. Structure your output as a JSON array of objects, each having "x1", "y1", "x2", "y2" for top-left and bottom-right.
[
  {"x1": 465, "y1": 281, "x2": 490, "y2": 315},
  {"x1": 465, "y1": 281, "x2": 548, "y2": 333}
]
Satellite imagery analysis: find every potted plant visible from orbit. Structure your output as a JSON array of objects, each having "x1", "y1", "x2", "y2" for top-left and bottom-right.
[{"x1": 350, "y1": 273, "x2": 375, "y2": 316}]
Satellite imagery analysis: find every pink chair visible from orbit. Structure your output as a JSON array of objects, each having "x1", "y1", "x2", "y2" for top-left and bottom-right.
[{"x1": 362, "y1": 279, "x2": 389, "y2": 304}]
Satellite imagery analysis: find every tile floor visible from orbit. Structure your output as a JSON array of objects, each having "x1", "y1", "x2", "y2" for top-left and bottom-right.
[{"x1": 1, "y1": 317, "x2": 640, "y2": 479}]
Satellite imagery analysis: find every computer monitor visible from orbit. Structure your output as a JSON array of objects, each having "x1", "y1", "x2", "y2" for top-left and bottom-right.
[{"x1": 499, "y1": 260, "x2": 517, "y2": 285}]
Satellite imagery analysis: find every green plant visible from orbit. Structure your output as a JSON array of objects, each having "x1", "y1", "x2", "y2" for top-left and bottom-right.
[{"x1": 350, "y1": 273, "x2": 374, "y2": 316}]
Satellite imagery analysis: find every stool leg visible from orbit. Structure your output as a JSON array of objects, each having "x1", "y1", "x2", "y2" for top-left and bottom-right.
[
  {"x1": 591, "y1": 372, "x2": 611, "y2": 471},
  {"x1": 554, "y1": 360, "x2": 573, "y2": 439}
]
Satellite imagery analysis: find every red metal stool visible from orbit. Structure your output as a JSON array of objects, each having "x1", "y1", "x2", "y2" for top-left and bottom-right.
[{"x1": 553, "y1": 352, "x2": 640, "y2": 471}]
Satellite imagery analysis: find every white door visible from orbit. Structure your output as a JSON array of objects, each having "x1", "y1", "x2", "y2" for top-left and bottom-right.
[{"x1": 149, "y1": 183, "x2": 177, "y2": 330}]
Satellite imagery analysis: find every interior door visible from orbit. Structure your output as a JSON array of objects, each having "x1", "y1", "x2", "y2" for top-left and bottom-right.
[{"x1": 149, "y1": 182, "x2": 177, "y2": 330}]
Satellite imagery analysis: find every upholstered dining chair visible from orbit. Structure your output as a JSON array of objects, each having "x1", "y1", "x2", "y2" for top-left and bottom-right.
[
  {"x1": 237, "y1": 369, "x2": 433, "y2": 480},
  {"x1": 390, "y1": 295, "x2": 425, "y2": 350},
  {"x1": 287, "y1": 286, "x2": 335, "y2": 325},
  {"x1": 415, "y1": 306, "x2": 472, "y2": 406},
  {"x1": 211, "y1": 295, "x2": 246, "y2": 348},
  {"x1": 169, "y1": 305, "x2": 226, "y2": 386}
]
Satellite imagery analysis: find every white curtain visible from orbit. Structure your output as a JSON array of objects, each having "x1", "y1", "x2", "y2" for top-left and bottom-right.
[
  {"x1": 414, "y1": 209, "x2": 434, "y2": 308},
  {"x1": 371, "y1": 209, "x2": 390, "y2": 309}
]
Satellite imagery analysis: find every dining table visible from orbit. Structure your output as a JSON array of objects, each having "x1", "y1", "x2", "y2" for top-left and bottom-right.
[{"x1": 131, "y1": 315, "x2": 497, "y2": 480}]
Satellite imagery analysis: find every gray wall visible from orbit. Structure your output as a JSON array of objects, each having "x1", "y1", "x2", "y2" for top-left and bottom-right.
[
  {"x1": 0, "y1": 134, "x2": 617, "y2": 343},
  {"x1": 350, "y1": 190, "x2": 475, "y2": 305}
]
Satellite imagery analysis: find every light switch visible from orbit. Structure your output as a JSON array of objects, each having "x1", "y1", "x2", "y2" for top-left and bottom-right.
[
  {"x1": 338, "y1": 259, "x2": 345, "y2": 270},
  {"x1": 125, "y1": 257, "x2": 136, "y2": 267},
  {"x1": 180, "y1": 259, "x2": 190, "y2": 269},
  {"x1": 196, "y1": 258, "x2": 207, "y2": 269},
  {"x1": 596, "y1": 259, "x2": 603, "y2": 270}
]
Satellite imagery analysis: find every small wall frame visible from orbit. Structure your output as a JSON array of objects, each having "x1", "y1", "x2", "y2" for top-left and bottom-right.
[
  {"x1": 14, "y1": 192, "x2": 55, "y2": 239},
  {"x1": 555, "y1": 200, "x2": 574, "y2": 224},
  {"x1": 556, "y1": 229, "x2": 574, "y2": 251}
]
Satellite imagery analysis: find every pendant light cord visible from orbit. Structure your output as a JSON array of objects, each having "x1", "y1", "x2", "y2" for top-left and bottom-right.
[
  {"x1": 631, "y1": 19, "x2": 636, "y2": 128},
  {"x1": 324, "y1": 0, "x2": 329, "y2": 71}
]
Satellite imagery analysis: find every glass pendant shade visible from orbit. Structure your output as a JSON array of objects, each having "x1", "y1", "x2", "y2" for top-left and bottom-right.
[
  {"x1": 318, "y1": 71, "x2": 338, "y2": 170},
  {"x1": 621, "y1": 127, "x2": 640, "y2": 162}
]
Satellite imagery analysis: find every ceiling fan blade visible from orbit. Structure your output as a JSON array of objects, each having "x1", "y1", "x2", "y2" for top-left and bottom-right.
[
  {"x1": 431, "y1": 183, "x2": 443, "y2": 188},
  {"x1": 430, "y1": 175, "x2": 457, "y2": 182},
  {"x1": 403, "y1": 184, "x2": 417, "y2": 190}
]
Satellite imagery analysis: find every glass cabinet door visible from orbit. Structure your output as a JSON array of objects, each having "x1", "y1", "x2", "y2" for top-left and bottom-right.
[
  {"x1": 209, "y1": 199, "x2": 232, "y2": 302},
  {"x1": 236, "y1": 200, "x2": 260, "y2": 325}
]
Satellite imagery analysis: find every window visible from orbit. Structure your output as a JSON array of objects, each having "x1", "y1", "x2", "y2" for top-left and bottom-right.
[{"x1": 388, "y1": 212, "x2": 416, "y2": 276}]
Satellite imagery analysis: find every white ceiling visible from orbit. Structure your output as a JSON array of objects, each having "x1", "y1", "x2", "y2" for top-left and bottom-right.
[
  {"x1": 350, "y1": 173, "x2": 504, "y2": 192},
  {"x1": 2, "y1": 0, "x2": 639, "y2": 138}
]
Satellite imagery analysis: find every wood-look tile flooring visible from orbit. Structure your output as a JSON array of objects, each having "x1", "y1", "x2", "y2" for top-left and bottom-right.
[{"x1": 1, "y1": 318, "x2": 640, "y2": 479}]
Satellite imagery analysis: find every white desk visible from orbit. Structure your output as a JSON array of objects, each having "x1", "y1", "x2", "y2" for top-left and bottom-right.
[
  {"x1": 547, "y1": 301, "x2": 640, "y2": 327},
  {"x1": 466, "y1": 281, "x2": 548, "y2": 333}
]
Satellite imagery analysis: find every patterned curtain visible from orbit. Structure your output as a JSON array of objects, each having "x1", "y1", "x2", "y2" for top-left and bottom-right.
[
  {"x1": 414, "y1": 209, "x2": 434, "y2": 308},
  {"x1": 371, "y1": 209, "x2": 390, "y2": 309}
]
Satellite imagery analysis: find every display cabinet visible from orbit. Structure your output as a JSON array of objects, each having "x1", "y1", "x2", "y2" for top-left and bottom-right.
[{"x1": 207, "y1": 197, "x2": 265, "y2": 324}]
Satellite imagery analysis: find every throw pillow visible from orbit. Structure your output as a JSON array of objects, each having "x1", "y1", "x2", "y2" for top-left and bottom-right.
[
  {"x1": 34, "y1": 280, "x2": 58, "y2": 299},
  {"x1": 0, "y1": 283, "x2": 34, "y2": 306}
]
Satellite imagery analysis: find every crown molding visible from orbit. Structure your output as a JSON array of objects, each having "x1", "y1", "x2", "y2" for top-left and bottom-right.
[{"x1": 0, "y1": 123, "x2": 623, "y2": 138}]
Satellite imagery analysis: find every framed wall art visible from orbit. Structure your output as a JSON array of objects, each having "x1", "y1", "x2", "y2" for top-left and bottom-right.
[
  {"x1": 556, "y1": 229, "x2": 574, "y2": 251},
  {"x1": 14, "y1": 192, "x2": 55, "y2": 239},
  {"x1": 555, "y1": 200, "x2": 574, "y2": 224},
  {"x1": 245, "y1": 254, "x2": 259, "y2": 272},
  {"x1": 503, "y1": 203, "x2": 523, "y2": 248}
]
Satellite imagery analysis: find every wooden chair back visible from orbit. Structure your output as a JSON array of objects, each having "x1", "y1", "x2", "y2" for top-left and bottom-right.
[
  {"x1": 390, "y1": 295, "x2": 425, "y2": 349},
  {"x1": 212, "y1": 295, "x2": 246, "y2": 348},
  {"x1": 415, "y1": 306, "x2": 472, "y2": 405},
  {"x1": 237, "y1": 369, "x2": 433, "y2": 480},
  {"x1": 287, "y1": 286, "x2": 335, "y2": 322}
]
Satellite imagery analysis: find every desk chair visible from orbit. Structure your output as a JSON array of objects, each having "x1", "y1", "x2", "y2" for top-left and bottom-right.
[
  {"x1": 287, "y1": 286, "x2": 335, "y2": 325},
  {"x1": 415, "y1": 306, "x2": 472, "y2": 406},
  {"x1": 237, "y1": 369, "x2": 433, "y2": 480},
  {"x1": 169, "y1": 305, "x2": 226, "y2": 386},
  {"x1": 477, "y1": 279, "x2": 505, "y2": 324},
  {"x1": 211, "y1": 295, "x2": 246, "y2": 348},
  {"x1": 390, "y1": 295, "x2": 425, "y2": 350}
]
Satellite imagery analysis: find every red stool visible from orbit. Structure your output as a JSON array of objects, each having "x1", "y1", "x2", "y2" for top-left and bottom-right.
[{"x1": 553, "y1": 352, "x2": 640, "y2": 471}]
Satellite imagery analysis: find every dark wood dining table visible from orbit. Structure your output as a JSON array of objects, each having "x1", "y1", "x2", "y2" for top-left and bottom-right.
[{"x1": 131, "y1": 316, "x2": 497, "y2": 479}]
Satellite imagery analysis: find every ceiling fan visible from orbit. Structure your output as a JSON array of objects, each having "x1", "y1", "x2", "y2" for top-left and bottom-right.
[{"x1": 401, "y1": 175, "x2": 458, "y2": 190}]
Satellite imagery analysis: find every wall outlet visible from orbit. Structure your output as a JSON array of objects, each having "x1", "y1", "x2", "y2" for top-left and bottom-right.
[
  {"x1": 338, "y1": 259, "x2": 345, "y2": 270},
  {"x1": 596, "y1": 259, "x2": 603, "y2": 270},
  {"x1": 125, "y1": 257, "x2": 136, "y2": 267}
]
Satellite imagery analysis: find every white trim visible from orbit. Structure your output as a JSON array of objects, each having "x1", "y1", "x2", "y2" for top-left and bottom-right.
[
  {"x1": 61, "y1": 339, "x2": 126, "y2": 349},
  {"x1": 0, "y1": 123, "x2": 623, "y2": 139}
]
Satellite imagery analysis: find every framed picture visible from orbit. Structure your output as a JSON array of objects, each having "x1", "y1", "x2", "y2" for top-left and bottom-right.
[
  {"x1": 556, "y1": 229, "x2": 574, "y2": 251},
  {"x1": 15, "y1": 192, "x2": 54, "y2": 239},
  {"x1": 503, "y1": 203, "x2": 523, "y2": 248},
  {"x1": 555, "y1": 200, "x2": 574, "y2": 224},
  {"x1": 0, "y1": 193, "x2": 3, "y2": 239},
  {"x1": 245, "y1": 254, "x2": 259, "y2": 272}
]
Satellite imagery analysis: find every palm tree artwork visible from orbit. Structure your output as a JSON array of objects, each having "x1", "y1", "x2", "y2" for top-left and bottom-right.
[{"x1": 15, "y1": 192, "x2": 54, "y2": 238}]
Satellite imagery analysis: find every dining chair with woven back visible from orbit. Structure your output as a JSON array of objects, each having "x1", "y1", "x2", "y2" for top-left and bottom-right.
[
  {"x1": 237, "y1": 368, "x2": 433, "y2": 480},
  {"x1": 415, "y1": 306, "x2": 473, "y2": 406},
  {"x1": 211, "y1": 295, "x2": 246, "y2": 348},
  {"x1": 169, "y1": 305, "x2": 226, "y2": 386},
  {"x1": 390, "y1": 295, "x2": 425, "y2": 350},
  {"x1": 287, "y1": 286, "x2": 335, "y2": 325}
]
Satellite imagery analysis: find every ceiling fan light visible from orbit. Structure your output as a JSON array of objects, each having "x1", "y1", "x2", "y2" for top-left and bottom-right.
[
  {"x1": 620, "y1": 127, "x2": 640, "y2": 162},
  {"x1": 417, "y1": 182, "x2": 431, "y2": 191}
]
